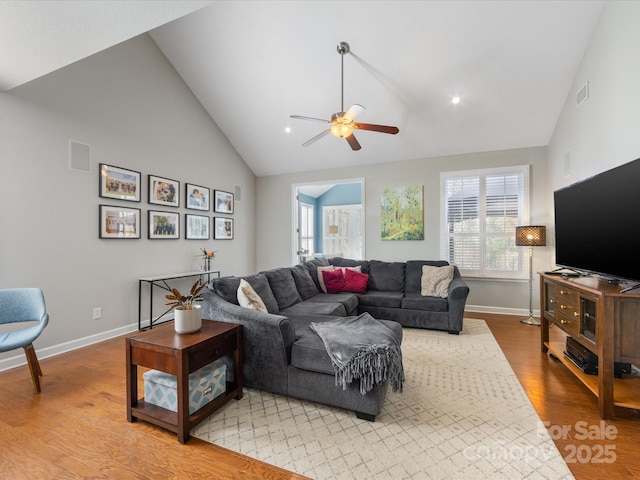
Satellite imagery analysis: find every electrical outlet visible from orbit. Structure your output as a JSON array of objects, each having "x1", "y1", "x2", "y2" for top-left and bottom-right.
[{"x1": 93, "y1": 307, "x2": 102, "y2": 320}]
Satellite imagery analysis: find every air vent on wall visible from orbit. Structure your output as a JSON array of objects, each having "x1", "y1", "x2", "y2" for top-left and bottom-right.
[
  {"x1": 576, "y1": 82, "x2": 589, "y2": 108},
  {"x1": 234, "y1": 184, "x2": 242, "y2": 202},
  {"x1": 69, "y1": 140, "x2": 91, "y2": 173}
]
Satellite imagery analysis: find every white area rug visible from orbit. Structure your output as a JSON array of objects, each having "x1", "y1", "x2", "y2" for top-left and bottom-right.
[{"x1": 192, "y1": 319, "x2": 574, "y2": 479}]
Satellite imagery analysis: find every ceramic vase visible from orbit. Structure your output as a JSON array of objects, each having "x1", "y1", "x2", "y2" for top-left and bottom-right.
[{"x1": 174, "y1": 305, "x2": 202, "y2": 334}]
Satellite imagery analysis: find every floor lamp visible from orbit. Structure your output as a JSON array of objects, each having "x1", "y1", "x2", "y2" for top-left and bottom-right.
[{"x1": 516, "y1": 225, "x2": 547, "y2": 325}]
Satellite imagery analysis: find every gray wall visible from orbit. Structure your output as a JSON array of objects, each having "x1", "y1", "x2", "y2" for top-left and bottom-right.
[
  {"x1": 548, "y1": 1, "x2": 640, "y2": 224},
  {"x1": 0, "y1": 34, "x2": 256, "y2": 368},
  {"x1": 257, "y1": 146, "x2": 548, "y2": 314},
  {"x1": 5, "y1": 0, "x2": 638, "y2": 367}
]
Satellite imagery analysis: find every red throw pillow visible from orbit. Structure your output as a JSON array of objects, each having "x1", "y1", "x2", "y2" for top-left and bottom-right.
[
  {"x1": 343, "y1": 268, "x2": 369, "y2": 294},
  {"x1": 322, "y1": 268, "x2": 345, "y2": 294}
]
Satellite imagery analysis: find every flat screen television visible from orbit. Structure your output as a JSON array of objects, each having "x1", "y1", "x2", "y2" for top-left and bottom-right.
[{"x1": 554, "y1": 157, "x2": 640, "y2": 285}]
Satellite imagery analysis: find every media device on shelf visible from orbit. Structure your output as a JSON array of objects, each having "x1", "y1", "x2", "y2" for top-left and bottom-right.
[
  {"x1": 564, "y1": 336, "x2": 631, "y2": 378},
  {"x1": 553, "y1": 156, "x2": 640, "y2": 292}
]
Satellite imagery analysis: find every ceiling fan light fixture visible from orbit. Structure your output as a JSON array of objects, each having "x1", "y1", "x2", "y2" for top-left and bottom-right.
[
  {"x1": 290, "y1": 41, "x2": 398, "y2": 150},
  {"x1": 330, "y1": 123, "x2": 354, "y2": 138},
  {"x1": 330, "y1": 113, "x2": 354, "y2": 138}
]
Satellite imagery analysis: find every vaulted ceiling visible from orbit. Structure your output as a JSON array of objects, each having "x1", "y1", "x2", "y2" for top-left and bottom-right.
[{"x1": 1, "y1": 1, "x2": 604, "y2": 177}]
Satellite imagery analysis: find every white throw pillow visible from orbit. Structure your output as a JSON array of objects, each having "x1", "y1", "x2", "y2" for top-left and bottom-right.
[
  {"x1": 421, "y1": 265, "x2": 454, "y2": 298},
  {"x1": 340, "y1": 266, "x2": 362, "y2": 274},
  {"x1": 317, "y1": 266, "x2": 335, "y2": 293},
  {"x1": 237, "y1": 279, "x2": 267, "y2": 312}
]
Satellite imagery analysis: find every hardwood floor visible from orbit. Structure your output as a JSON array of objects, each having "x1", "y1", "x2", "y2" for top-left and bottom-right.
[
  {"x1": 1, "y1": 314, "x2": 639, "y2": 479},
  {"x1": 477, "y1": 313, "x2": 640, "y2": 480}
]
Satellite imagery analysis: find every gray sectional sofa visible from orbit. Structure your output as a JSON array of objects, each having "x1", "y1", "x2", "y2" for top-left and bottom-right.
[{"x1": 200, "y1": 257, "x2": 469, "y2": 420}]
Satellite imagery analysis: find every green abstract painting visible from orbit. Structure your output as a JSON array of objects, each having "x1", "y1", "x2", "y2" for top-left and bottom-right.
[{"x1": 381, "y1": 185, "x2": 424, "y2": 240}]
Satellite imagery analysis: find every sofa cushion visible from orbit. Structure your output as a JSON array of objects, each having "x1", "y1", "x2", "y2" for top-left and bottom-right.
[
  {"x1": 304, "y1": 292, "x2": 359, "y2": 316},
  {"x1": 282, "y1": 300, "x2": 346, "y2": 317},
  {"x1": 421, "y1": 265, "x2": 454, "y2": 298},
  {"x1": 401, "y1": 292, "x2": 449, "y2": 312},
  {"x1": 243, "y1": 273, "x2": 280, "y2": 314},
  {"x1": 357, "y1": 291, "x2": 404, "y2": 308},
  {"x1": 368, "y1": 260, "x2": 406, "y2": 292},
  {"x1": 405, "y1": 260, "x2": 450, "y2": 293},
  {"x1": 237, "y1": 279, "x2": 267, "y2": 312},
  {"x1": 264, "y1": 268, "x2": 302, "y2": 310},
  {"x1": 290, "y1": 316, "x2": 404, "y2": 376},
  {"x1": 208, "y1": 276, "x2": 241, "y2": 305},
  {"x1": 288, "y1": 265, "x2": 319, "y2": 300},
  {"x1": 329, "y1": 257, "x2": 371, "y2": 275},
  {"x1": 343, "y1": 268, "x2": 369, "y2": 294},
  {"x1": 290, "y1": 324, "x2": 335, "y2": 375},
  {"x1": 322, "y1": 268, "x2": 345, "y2": 294}
]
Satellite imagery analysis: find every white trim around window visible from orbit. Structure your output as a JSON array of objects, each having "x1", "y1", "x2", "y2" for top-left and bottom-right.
[{"x1": 440, "y1": 165, "x2": 530, "y2": 279}]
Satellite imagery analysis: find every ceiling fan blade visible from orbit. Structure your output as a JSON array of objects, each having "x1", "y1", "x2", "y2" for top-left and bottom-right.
[
  {"x1": 345, "y1": 133, "x2": 361, "y2": 151},
  {"x1": 302, "y1": 129, "x2": 331, "y2": 147},
  {"x1": 343, "y1": 104, "x2": 365, "y2": 123},
  {"x1": 353, "y1": 122, "x2": 399, "y2": 135},
  {"x1": 290, "y1": 115, "x2": 330, "y2": 124}
]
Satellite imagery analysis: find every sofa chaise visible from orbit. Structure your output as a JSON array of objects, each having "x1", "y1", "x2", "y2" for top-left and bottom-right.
[{"x1": 200, "y1": 258, "x2": 469, "y2": 420}]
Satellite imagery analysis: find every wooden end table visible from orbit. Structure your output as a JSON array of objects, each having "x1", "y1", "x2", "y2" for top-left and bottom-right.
[{"x1": 126, "y1": 319, "x2": 243, "y2": 443}]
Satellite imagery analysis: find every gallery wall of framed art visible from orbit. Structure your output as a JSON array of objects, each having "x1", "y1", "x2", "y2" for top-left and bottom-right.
[{"x1": 98, "y1": 166, "x2": 236, "y2": 243}]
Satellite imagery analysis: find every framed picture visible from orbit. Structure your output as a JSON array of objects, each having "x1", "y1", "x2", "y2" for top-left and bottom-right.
[
  {"x1": 214, "y1": 190, "x2": 234, "y2": 214},
  {"x1": 185, "y1": 183, "x2": 210, "y2": 211},
  {"x1": 148, "y1": 210, "x2": 179, "y2": 239},
  {"x1": 99, "y1": 164, "x2": 141, "y2": 202},
  {"x1": 185, "y1": 214, "x2": 210, "y2": 240},
  {"x1": 148, "y1": 175, "x2": 179, "y2": 207},
  {"x1": 214, "y1": 217, "x2": 234, "y2": 240},
  {"x1": 99, "y1": 205, "x2": 141, "y2": 239},
  {"x1": 380, "y1": 185, "x2": 424, "y2": 240}
]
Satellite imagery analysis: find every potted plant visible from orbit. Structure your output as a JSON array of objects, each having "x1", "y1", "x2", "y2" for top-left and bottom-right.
[{"x1": 165, "y1": 279, "x2": 206, "y2": 334}]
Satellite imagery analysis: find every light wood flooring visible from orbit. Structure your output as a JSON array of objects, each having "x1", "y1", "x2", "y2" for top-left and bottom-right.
[{"x1": 1, "y1": 313, "x2": 639, "y2": 479}]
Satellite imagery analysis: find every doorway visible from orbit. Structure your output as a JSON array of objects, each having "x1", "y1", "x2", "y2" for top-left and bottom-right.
[{"x1": 292, "y1": 179, "x2": 365, "y2": 264}]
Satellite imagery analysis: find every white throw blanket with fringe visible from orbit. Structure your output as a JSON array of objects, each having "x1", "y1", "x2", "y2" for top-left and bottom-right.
[{"x1": 310, "y1": 313, "x2": 405, "y2": 395}]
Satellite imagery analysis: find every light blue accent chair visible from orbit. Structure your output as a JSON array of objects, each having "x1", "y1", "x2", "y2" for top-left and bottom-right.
[{"x1": 0, "y1": 288, "x2": 50, "y2": 392}]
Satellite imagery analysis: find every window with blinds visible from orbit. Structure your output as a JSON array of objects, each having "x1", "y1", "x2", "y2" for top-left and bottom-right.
[
  {"x1": 441, "y1": 165, "x2": 529, "y2": 278},
  {"x1": 299, "y1": 202, "x2": 314, "y2": 254}
]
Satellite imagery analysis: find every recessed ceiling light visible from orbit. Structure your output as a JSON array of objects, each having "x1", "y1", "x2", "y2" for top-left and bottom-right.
[
  {"x1": 452, "y1": 96, "x2": 461, "y2": 105},
  {"x1": 284, "y1": 126, "x2": 291, "y2": 133}
]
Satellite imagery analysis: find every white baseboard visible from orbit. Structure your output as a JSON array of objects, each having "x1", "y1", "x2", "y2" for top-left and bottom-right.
[
  {"x1": 465, "y1": 304, "x2": 541, "y2": 317},
  {"x1": 0, "y1": 322, "x2": 140, "y2": 372}
]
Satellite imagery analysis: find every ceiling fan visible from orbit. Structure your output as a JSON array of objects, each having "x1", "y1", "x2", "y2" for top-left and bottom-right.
[{"x1": 290, "y1": 41, "x2": 399, "y2": 151}]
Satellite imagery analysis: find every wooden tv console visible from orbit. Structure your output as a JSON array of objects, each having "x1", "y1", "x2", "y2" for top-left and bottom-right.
[{"x1": 540, "y1": 273, "x2": 640, "y2": 419}]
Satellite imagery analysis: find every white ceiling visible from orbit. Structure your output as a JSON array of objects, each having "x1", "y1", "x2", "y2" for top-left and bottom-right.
[{"x1": 1, "y1": 1, "x2": 604, "y2": 177}]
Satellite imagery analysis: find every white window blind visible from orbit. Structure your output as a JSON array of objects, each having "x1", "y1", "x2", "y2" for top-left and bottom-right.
[
  {"x1": 441, "y1": 165, "x2": 529, "y2": 278},
  {"x1": 323, "y1": 205, "x2": 363, "y2": 259}
]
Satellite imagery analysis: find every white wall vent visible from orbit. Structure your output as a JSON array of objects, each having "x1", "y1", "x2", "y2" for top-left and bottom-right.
[
  {"x1": 69, "y1": 140, "x2": 91, "y2": 173},
  {"x1": 234, "y1": 184, "x2": 242, "y2": 201},
  {"x1": 576, "y1": 82, "x2": 589, "y2": 108}
]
